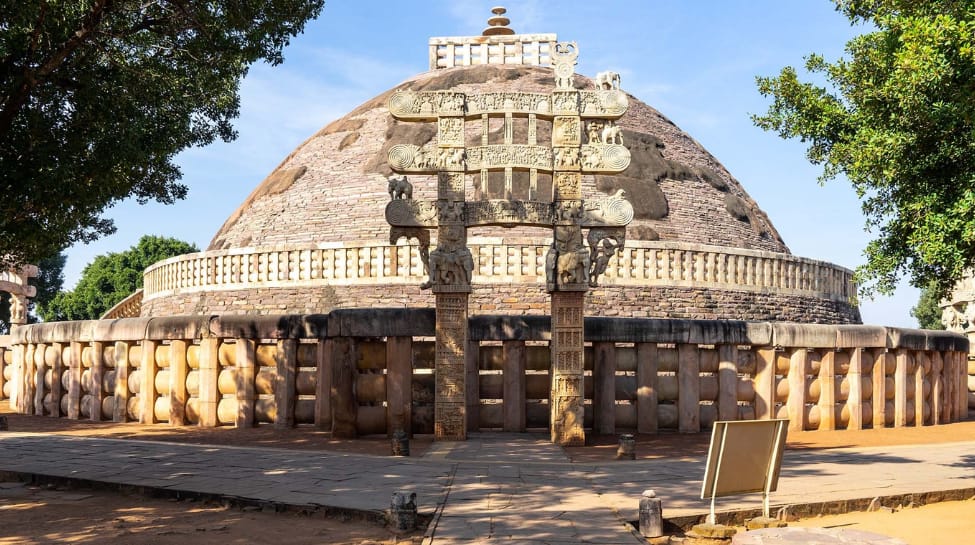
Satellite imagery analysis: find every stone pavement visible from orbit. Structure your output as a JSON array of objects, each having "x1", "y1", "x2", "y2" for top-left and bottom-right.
[{"x1": 0, "y1": 432, "x2": 973, "y2": 544}]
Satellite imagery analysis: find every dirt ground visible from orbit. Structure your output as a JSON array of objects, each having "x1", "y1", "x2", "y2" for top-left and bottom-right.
[{"x1": 2, "y1": 408, "x2": 975, "y2": 544}]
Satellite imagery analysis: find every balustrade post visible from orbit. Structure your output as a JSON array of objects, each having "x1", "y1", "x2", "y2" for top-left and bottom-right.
[
  {"x1": 636, "y1": 343, "x2": 658, "y2": 433},
  {"x1": 466, "y1": 339, "x2": 480, "y2": 433},
  {"x1": 113, "y1": 341, "x2": 130, "y2": 422},
  {"x1": 275, "y1": 339, "x2": 297, "y2": 428},
  {"x1": 931, "y1": 352, "x2": 943, "y2": 425},
  {"x1": 68, "y1": 342, "x2": 83, "y2": 419},
  {"x1": 169, "y1": 340, "x2": 188, "y2": 426},
  {"x1": 502, "y1": 340, "x2": 527, "y2": 432},
  {"x1": 330, "y1": 337, "x2": 358, "y2": 438},
  {"x1": 90, "y1": 342, "x2": 104, "y2": 421},
  {"x1": 894, "y1": 350, "x2": 909, "y2": 427},
  {"x1": 198, "y1": 338, "x2": 219, "y2": 427},
  {"x1": 818, "y1": 350, "x2": 837, "y2": 431},
  {"x1": 9, "y1": 345, "x2": 24, "y2": 411},
  {"x1": 915, "y1": 352, "x2": 928, "y2": 426},
  {"x1": 0, "y1": 346, "x2": 5, "y2": 403},
  {"x1": 593, "y1": 342, "x2": 616, "y2": 435},
  {"x1": 387, "y1": 336, "x2": 413, "y2": 436},
  {"x1": 873, "y1": 350, "x2": 890, "y2": 428},
  {"x1": 32, "y1": 344, "x2": 45, "y2": 416},
  {"x1": 314, "y1": 339, "x2": 331, "y2": 429},
  {"x1": 958, "y1": 352, "x2": 968, "y2": 420},
  {"x1": 235, "y1": 339, "x2": 256, "y2": 428},
  {"x1": 754, "y1": 348, "x2": 777, "y2": 420},
  {"x1": 49, "y1": 343, "x2": 63, "y2": 417},
  {"x1": 677, "y1": 343, "x2": 700, "y2": 433},
  {"x1": 717, "y1": 344, "x2": 738, "y2": 422},
  {"x1": 787, "y1": 348, "x2": 808, "y2": 431},
  {"x1": 847, "y1": 348, "x2": 864, "y2": 430},
  {"x1": 140, "y1": 340, "x2": 158, "y2": 424}
]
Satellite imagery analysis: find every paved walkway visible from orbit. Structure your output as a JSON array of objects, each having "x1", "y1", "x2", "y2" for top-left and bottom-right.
[{"x1": 0, "y1": 432, "x2": 973, "y2": 544}]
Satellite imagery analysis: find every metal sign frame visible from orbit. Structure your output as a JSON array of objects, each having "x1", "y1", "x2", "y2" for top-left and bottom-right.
[{"x1": 700, "y1": 419, "x2": 788, "y2": 523}]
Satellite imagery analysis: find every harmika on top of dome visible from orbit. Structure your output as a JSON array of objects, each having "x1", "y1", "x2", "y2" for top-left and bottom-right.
[{"x1": 139, "y1": 9, "x2": 860, "y2": 324}]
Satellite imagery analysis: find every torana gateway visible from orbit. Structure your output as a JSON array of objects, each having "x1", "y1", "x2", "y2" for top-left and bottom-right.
[{"x1": 1, "y1": 11, "x2": 969, "y2": 444}]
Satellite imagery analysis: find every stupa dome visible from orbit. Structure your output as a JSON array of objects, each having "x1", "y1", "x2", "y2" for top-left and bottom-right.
[{"x1": 141, "y1": 34, "x2": 858, "y2": 323}]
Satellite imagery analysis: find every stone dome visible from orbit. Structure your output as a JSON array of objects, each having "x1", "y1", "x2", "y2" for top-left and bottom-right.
[
  {"x1": 141, "y1": 63, "x2": 859, "y2": 323},
  {"x1": 208, "y1": 64, "x2": 786, "y2": 254}
]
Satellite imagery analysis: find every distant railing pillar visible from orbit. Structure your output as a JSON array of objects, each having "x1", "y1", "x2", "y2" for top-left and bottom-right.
[
  {"x1": 169, "y1": 340, "x2": 188, "y2": 426},
  {"x1": 847, "y1": 348, "x2": 864, "y2": 430},
  {"x1": 89, "y1": 342, "x2": 104, "y2": 421},
  {"x1": 32, "y1": 343, "x2": 46, "y2": 416},
  {"x1": 139, "y1": 340, "x2": 158, "y2": 424},
  {"x1": 636, "y1": 343, "x2": 658, "y2": 434},
  {"x1": 931, "y1": 351, "x2": 944, "y2": 425},
  {"x1": 915, "y1": 352, "x2": 928, "y2": 427},
  {"x1": 874, "y1": 350, "x2": 891, "y2": 428},
  {"x1": 49, "y1": 343, "x2": 63, "y2": 417},
  {"x1": 818, "y1": 350, "x2": 837, "y2": 431}
]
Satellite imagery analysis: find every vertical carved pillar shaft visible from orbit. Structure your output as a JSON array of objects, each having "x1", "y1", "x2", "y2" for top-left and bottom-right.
[
  {"x1": 140, "y1": 340, "x2": 158, "y2": 424},
  {"x1": 435, "y1": 293, "x2": 468, "y2": 440},
  {"x1": 754, "y1": 348, "x2": 777, "y2": 420},
  {"x1": 465, "y1": 339, "x2": 480, "y2": 433},
  {"x1": 34, "y1": 343, "x2": 47, "y2": 416},
  {"x1": 786, "y1": 348, "x2": 807, "y2": 431},
  {"x1": 330, "y1": 337, "x2": 358, "y2": 438},
  {"x1": 931, "y1": 351, "x2": 944, "y2": 425},
  {"x1": 0, "y1": 346, "x2": 6, "y2": 403},
  {"x1": 503, "y1": 340, "x2": 527, "y2": 432},
  {"x1": 894, "y1": 350, "x2": 909, "y2": 427},
  {"x1": 819, "y1": 350, "x2": 837, "y2": 430},
  {"x1": 197, "y1": 338, "x2": 219, "y2": 428},
  {"x1": 550, "y1": 291, "x2": 585, "y2": 445},
  {"x1": 915, "y1": 352, "x2": 928, "y2": 426},
  {"x1": 9, "y1": 344, "x2": 24, "y2": 411},
  {"x1": 314, "y1": 339, "x2": 332, "y2": 429},
  {"x1": 677, "y1": 343, "x2": 701, "y2": 433},
  {"x1": 49, "y1": 343, "x2": 63, "y2": 417},
  {"x1": 593, "y1": 341, "x2": 616, "y2": 435},
  {"x1": 875, "y1": 350, "x2": 892, "y2": 428}
]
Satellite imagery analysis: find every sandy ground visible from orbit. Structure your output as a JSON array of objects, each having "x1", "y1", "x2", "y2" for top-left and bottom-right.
[{"x1": 2, "y1": 408, "x2": 975, "y2": 544}]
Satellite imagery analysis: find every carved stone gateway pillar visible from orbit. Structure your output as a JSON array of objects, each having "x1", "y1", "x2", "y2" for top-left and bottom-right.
[{"x1": 386, "y1": 35, "x2": 630, "y2": 442}]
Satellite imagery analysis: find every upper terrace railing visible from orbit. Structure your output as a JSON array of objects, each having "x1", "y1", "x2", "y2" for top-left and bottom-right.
[
  {"x1": 142, "y1": 241, "x2": 856, "y2": 303},
  {"x1": 1, "y1": 311, "x2": 967, "y2": 436}
]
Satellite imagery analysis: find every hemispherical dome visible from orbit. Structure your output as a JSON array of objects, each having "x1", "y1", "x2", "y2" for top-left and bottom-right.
[{"x1": 208, "y1": 64, "x2": 787, "y2": 254}]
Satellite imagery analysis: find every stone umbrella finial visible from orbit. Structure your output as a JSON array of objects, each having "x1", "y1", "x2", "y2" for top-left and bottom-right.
[{"x1": 482, "y1": 6, "x2": 515, "y2": 35}]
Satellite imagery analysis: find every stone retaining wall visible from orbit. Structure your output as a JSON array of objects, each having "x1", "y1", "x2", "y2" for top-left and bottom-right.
[
  {"x1": 1, "y1": 312, "x2": 967, "y2": 436},
  {"x1": 142, "y1": 240, "x2": 860, "y2": 323}
]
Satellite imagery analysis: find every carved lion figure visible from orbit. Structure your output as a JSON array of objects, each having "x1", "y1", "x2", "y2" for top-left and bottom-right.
[{"x1": 387, "y1": 175, "x2": 413, "y2": 200}]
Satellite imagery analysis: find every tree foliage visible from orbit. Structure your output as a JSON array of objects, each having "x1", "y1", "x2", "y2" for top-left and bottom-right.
[
  {"x1": 0, "y1": 1, "x2": 323, "y2": 266},
  {"x1": 754, "y1": 0, "x2": 975, "y2": 300},
  {"x1": 38, "y1": 235, "x2": 197, "y2": 321},
  {"x1": 0, "y1": 252, "x2": 65, "y2": 333},
  {"x1": 911, "y1": 281, "x2": 946, "y2": 330}
]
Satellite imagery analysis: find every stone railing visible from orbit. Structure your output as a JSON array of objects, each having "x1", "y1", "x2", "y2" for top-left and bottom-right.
[
  {"x1": 100, "y1": 289, "x2": 143, "y2": 320},
  {"x1": 142, "y1": 240, "x2": 855, "y2": 303},
  {"x1": 1, "y1": 312, "x2": 968, "y2": 436},
  {"x1": 429, "y1": 33, "x2": 558, "y2": 70}
]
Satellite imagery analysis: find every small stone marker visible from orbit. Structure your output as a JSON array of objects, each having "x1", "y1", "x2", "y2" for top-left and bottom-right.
[
  {"x1": 391, "y1": 429, "x2": 410, "y2": 456},
  {"x1": 616, "y1": 433, "x2": 636, "y2": 460},
  {"x1": 639, "y1": 489, "x2": 663, "y2": 538},
  {"x1": 389, "y1": 490, "x2": 417, "y2": 532}
]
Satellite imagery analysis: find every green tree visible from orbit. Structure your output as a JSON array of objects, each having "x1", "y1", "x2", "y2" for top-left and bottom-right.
[
  {"x1": 0, "y1": 252, "x2": 65, "y2": 333},
  {"x1": 38, "y1": 235, "x2": 197, "y2": 321},
  {"x1": 0, "y1": 1, "x2": 323, "y2": 267},
  {"x1": 753, "y1": 1, "x2": 975, "y2": 300},
  {"x1": 911, "y1": 282, "x2": 946, "y2": 330}
]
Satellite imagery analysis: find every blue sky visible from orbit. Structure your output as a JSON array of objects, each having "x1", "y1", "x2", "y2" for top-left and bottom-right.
[{"x1": 62, "y1": 1, "x2": 921, "y2": 327}]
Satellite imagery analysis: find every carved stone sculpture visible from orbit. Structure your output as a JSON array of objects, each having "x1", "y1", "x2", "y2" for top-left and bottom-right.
[
  {"x1": 388, "y1": 175, "x2": 413, "y2": 200},
  {"x1": 548, "y1": 227, "x2": 590, "y2": 288},
  {"x1": 422, "y1": 226, "x2": 473, "y2": 290},
  {"x1": 601, "y1": 122, "x2": 623, "y2": 145},
  {"x1": 8, "y1": 294, "x2": 26, "y2": 326},
  {"x1": 390, "y1": 227, "x2": 431, "y2": 274},
  {"x1": 595, "y1": 70, "x2": 621, "y2": 90},
  {"x1": 587, "y1": 121, "x2": 603, "y2": 144},
  {"x1": 587, "y1": 228, "x2": 626, "y2": 287}
]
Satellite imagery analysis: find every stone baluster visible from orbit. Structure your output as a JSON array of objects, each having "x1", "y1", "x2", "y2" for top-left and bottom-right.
[
  {"x1": 717, "y1": 344, "x2": 738, "y2": 422},
  {"x1": 140, "y1": 340, "x2": 158, "y2": 424},
  {"x1": 894, "y1": 350, "x2": 909, "y2": 427},
  {"x1": 931, "y1": 351, "x2": 943, "y2": 425},
  {"x1": 677, "y1": 343, "x2": 700, "y2": 433},
  {"x1": 235, "y1": 339, "x2": 256, "y2": 428},
  {"x1": 818, "y1": 350, "x2": 837, "y2": 431},
  {"x1": 198, "y1": 338, "x2": 219, "y2": 427},
  {"x1": 67, "y1": 342, "x2": 83, "y2": 419},
  {"x1": 875, "y1": 350, "x2": 891, "y2": 428},
  {"x1": 48, "y1": 343, "x2": 63, "y2": 417},
  {"x1": 636, "y1": 343, "x2": 658, "y2": 433},
  {"x1": 847, "y1": 348, "x2": 864, "y2": 430},
  {"x1": 754, "y1": 348, "x2": 777, "y2": 420},
  {"x1": 113, "y1": 341, "x2": 130, "y2": 422},
  {"x1": 787, "y1": 348, "x2": 808, "y2": 431},
  {"x1": 466, "y1": 340, "x2": 480, "y2": 433},
  {"x1": 915, "y1": 352, "x2": 928, "y2": 426},
  {"x1": 330, "y1": 337, "x2": 358, "y2": 438},
  {"x1": 275, "y1": 339, "x2": 297, "y2": 428},
  {"x1": 314, "y1": 339, "x2": 331, "y2": 429},
  {"x1": 168, "y1": 340, "x2": 188, "y2": 426},
  {"x1": 32, "y1": 343, "x2": 46, "y2": 416},
  {"x1": 387, "y1": 336, "x2": 413, "y2": 436},
  {"x1": 593, "y1": 341, "x2": 616, "y2": 435},
  {"x1": 503, "y1": 340, "x2": 527, "y2": 432},
  {"x1": 89, "y1": 342, "x2": 104, "y2": 421}
]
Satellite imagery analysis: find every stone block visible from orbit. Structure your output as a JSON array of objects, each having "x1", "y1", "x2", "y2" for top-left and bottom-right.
[
  {"x1": 771, "y1": 323, "x2": 836, "y2": 348},
  {"x1": 835, "y1": 325, "x2": 887, "y2": 348}
]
